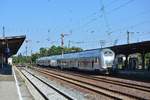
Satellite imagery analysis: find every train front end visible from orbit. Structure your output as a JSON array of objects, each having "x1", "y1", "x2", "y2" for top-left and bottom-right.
[{"x1": 101, "y1": 49, "x2": 115, "y2": 73}]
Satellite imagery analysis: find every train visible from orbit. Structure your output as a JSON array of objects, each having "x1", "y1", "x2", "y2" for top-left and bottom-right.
[{"x1": 36, "y1": 48, "x2": 115, "y2": 73}]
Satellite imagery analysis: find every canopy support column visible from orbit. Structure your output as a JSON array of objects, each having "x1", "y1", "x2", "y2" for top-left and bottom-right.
[
  {"x1": 141, "y1": 51, "x2": 145, "y2": 70},
  {"x1": 125, "y1": 54, "x2": 128, "y2": 70}
]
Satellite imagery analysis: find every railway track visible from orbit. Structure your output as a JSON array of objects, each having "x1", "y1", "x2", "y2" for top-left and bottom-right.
[
  {"x1": 32, "y1": 67, "x2": 150, "y2": 100},
  {"x1": 19, "y1": 68, "x2": 74, "y2": 100},
  {"x1": 45, "y1": 68, "x2": 150, "y2": 93}
]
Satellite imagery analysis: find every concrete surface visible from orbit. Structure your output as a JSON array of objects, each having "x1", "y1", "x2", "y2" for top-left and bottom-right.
[{"x1": 0, "y1": 75, "x2": 19, "y2": 100}]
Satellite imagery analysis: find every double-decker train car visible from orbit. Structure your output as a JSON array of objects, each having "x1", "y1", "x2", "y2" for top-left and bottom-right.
[{"x1": 36, "y1": 48, "x2": 115, "y2": 73}]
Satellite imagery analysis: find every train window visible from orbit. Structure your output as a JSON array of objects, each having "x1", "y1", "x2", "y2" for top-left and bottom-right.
[{"x1": 104, "y1": 51, "x2": 113, "y2": 56}]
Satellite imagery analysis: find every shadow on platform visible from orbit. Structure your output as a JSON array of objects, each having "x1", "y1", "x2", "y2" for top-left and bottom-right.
[{"x1": 0, "y1": 64, "x2": 12, "y2": 75}]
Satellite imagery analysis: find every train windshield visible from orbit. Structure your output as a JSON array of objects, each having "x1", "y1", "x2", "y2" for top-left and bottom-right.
[{"x1": 104, "y1": 51, "x2": 113, "y2": 56}]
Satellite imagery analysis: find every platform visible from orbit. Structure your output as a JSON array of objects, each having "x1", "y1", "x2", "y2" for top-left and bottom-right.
[
  {"x1": 0, "y1": 75, "x2": 19, "y2": 100},
  {"x1": 0, "y1": 66, "x2": 33, "y2": 100}
]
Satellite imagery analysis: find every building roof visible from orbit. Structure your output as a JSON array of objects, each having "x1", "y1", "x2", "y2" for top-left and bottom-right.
[
  {"x1": 109, "y1": 41, "x2": 150, "y2": 55},
  {"x1": 0, "y1": 35, "x2": 26, "y2": 57}
]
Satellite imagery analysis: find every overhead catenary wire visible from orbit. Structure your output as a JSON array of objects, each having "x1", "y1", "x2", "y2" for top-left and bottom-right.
[
  {"x1": 71, "y1": 0, "x2": 135, "y2": 35},
  {"x1": 108, "y1": 0, "x2": 135, "y2": 14},
  {"x1": 69, "y1": 0, "x2": 121, "y2": 33},
  {"x1": 110, "y1": 20, "x2": 150, "y2": 34},
  {"x1": 99, "y1": 0, "x2": 111, "y2": 35}
]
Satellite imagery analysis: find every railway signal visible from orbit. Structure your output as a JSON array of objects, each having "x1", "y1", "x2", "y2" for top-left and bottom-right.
[{"x1": 60, "y1": 33, "x2": 70, "y2": 57}]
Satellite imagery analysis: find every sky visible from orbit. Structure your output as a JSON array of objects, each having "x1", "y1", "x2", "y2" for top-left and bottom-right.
[{"x1": 0, "y1": 0, "x2": 150, "y2": 55}]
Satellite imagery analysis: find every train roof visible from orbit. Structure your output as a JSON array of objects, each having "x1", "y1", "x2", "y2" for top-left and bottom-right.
[{"x1": 37, "y1": 48, "x2": 113, "y2": 61}]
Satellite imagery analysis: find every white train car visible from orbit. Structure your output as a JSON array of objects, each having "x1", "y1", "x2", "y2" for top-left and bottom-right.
[
  {"x1": 36, "y1": 48, "x2": 115, "y2": 72},
  {"x1": 36, "y1": 57, "x2": 50, "y2": 66}
]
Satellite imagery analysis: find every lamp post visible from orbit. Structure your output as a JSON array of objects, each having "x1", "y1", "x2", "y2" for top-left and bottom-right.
[
  {"x1": 1, "y1": 26, "x2": 5, "y2": 68},
  {"x1": 1, "y1": 26, "x2": 10, "y2": 68},
  {"x1": 4, "y1": 38, "x2": 9, "y2": 64}
]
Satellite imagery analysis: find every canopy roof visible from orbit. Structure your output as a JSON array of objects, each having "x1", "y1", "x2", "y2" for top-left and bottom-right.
[
  {"x1": 109, "y1": 41, "x2": 150, "y2": 55},
  {"x1": 0, "y1": 35, "x2": 26, "y2": 57}
]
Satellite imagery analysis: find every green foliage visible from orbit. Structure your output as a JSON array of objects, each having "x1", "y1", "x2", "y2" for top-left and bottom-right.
[
  {"x1": 12, "y1": 45, "x2": 83, "y2": 64},
  {"x1": 12, "y1": 54, "x2": 31, "y2": 64},
  {"x1": 145, "y1": 53, "x2": 150, "y2": 59}
]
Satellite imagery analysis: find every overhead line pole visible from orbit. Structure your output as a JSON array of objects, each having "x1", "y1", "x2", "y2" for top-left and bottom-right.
[
  {"x1": 127, "y1": 31, "x2": 130, "y2": 44},
  {"x1": 2, "y1": 26, "x2": 5, "y2": 38},
  {"x1": 100, "y1": 0, "x2": 111, "y2": 35},
  {"x1": 127, "y1": 31, "x2": 134, "y2": 44},
  {"x1": 61, "y1": 33, "x2": 64, "y2": 58},
  {"x1": 68, "y1": 40, "x2": 71, "y2": 48},
  {"x1": 25, "y1": 40, "x2": 29, "y2": 65}
]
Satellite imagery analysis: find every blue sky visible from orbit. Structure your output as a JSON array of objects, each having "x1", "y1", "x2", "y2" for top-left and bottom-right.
[{"x1": 0, "y1": 0, "x2": 150, "y2": 55}]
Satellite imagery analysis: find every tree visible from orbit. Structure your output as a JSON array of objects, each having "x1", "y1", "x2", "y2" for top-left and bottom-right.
[
  {"x1": 12, "y1": 45, "x2": 83, "y2": 64},
  {"x1": 39, "y1": 48, "x2": 48, "y2": 56}
]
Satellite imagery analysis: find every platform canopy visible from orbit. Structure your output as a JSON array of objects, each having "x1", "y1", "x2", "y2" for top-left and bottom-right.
[
  {"x1": 0, "y1": 35, "x2": 26, "y2": 57},
  {"x1": 110, "y1": 41, "x2": 150, "y2": 55}
]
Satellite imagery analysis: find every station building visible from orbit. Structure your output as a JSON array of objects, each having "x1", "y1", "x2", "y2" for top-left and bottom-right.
[
  {"x1": 110, "y1": 41, "x2": 150, "y2": 71},
  {"x1": 0, "y1": 35, "x2": 25, "y2": 74}
]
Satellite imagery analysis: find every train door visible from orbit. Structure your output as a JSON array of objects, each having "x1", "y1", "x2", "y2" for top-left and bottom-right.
[
  {"x1": 93, "y1": 57, "x2": 100, "y2": 70},
  {"x1": 78, "y1": 58, "x2": 91, "y2": 70}
]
